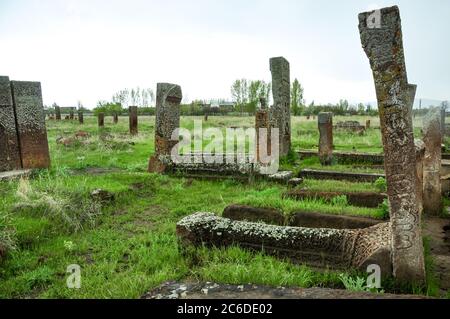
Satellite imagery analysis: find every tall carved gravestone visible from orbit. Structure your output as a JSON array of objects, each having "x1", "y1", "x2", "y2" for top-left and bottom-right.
[
  {"x1": 423, "y1": 108, "x2": 442, "y2": 216},
  {"x1": 55, "y1": 105, "x2": 61, "y2": 121},
  {"x1": 10, "y1": 81, "x2": 50, "y2": 169},
  {"x1": 0, "y1": 76, "x2": 21, "y2": 171},
  {"x1": 255, "y1": 108, "x2": 271, "y2": 164},
  {"x1": 129, "y1": 106, "x2": 138, "y2": 135},
  {"x1": 98, "y1": 113, "x2": 105, "y2": 127},
  {"x1": 270, "y1": 57, "x2": 291, "y2": 157},
  {"x1": 318, "y1": 112, "x2": 333, "y2": 166},
  {"x1": 148, "y1": 83, "x2": 182, "y2": 173},
  {"x1": 359, "y1": 6, "x2": 425, "y2": 284}
]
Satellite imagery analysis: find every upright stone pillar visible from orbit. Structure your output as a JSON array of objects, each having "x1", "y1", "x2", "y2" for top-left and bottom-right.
[
  {"x1": 98, "y1": 113, "x2": 105, "y2": 127},
  {"x1": 78, "y1": 111, "x2": 84, "y2": 124},
  {"x1": 318, "y1": 112, "x2": 333, "y2": 166},
  {"x1": 0, "y1": 76, "x2": 21, "y2": 171},
  {"x1": 10, "y1": 81, "x2": 50, "y2": 169},
  {"x1": 148, "y1": 83, "x2": 182, "y2": 173},
  {"x1": 113, "y1": 113, "x2": 119, "y2": 124},
  {"x1": 359, "y1": 6, "x2": 425, "y2": 284},
  {"x1": 255, "y1": 109, "x2": 271, "y2": 163},
  {"x1": 423, "y1": 108, "x2": 442, "y2": 216},
  {"x1": 270, "y1": 57, "x2": 291, "y2": 157},
  {"x1": 441, "y1": 107, "x2": 446, "y2": 144},
  {"x1": 415, "y1": 140, "x2": 425, "y2": 216},
  {"x1": 129, "y1": 106, "x2": 138, "y2": 135},
  {"x1": 55, "y1": 105, "x2": 61, "y2": 121}
]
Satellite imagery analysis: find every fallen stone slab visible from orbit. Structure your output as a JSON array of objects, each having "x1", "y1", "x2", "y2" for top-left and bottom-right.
[
  {"x1": 284, "y1": 190, "x2": 387, "y2": 208},
  {"x1": 288, "y1": 212, "x2": 382, "y2": 230},
  {"x1": 299, "y1": 169, "x2": 384, "y2": 183},
  {"x1": 143, "y1": 281, "x2": 428, "y2": 299},
  {"x1": 0, "y1": 169, "x2": 32, "y2": 181},
  {"x1": 298, "y1": 150, "x2": 384, "y2": 165},
  {"x1": 222, "y1": 205, "x2": 382, "y2": 229},
  {"x1": 177, "y1": 213, "x2": 392, "y2": 274},
  {"x1": 267, "y1": 171, "x2": 293, "y2": 184},
  {"x1": 223, "y1": 205, "x2": 285, "y2": 226}
]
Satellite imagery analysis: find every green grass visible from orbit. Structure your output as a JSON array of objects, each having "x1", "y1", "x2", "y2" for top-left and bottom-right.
[{"x1": 0, "y1": 115, "x2": 442, "y2": 298}]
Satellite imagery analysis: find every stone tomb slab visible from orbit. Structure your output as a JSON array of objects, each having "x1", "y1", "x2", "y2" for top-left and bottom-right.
[
  {"x1": 0, "y1": 76, "x2": 21, "y2": 171},
  {"x1": 10, "y1": 81, "x2": 50, "y2": 169},
  {"x1": 177, "y1": 212, "x2": 392, "y2": 275}
]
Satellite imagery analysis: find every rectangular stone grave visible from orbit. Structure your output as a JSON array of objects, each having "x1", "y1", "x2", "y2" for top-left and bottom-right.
[
  {"x1": 10, "y1": 81, "x2": 50, "y2": 169},
  {"x1": 0, "y1": 76, "x2": 21, "y2": 171}
]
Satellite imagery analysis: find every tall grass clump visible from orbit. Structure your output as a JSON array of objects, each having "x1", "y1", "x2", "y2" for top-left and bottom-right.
[
  {"x1": 13, "y1": 179, "x2": 102, "y2": 233},
  {"x1": 0, "y1": 210, "x2": 16, "y2": 259}
]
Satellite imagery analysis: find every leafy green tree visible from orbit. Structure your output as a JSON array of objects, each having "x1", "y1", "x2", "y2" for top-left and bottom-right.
[{"x1": 291, "y1": 78, "x2": 304, "y2": 116}]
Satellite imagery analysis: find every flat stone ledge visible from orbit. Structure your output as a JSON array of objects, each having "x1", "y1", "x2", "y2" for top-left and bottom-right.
[
  {"x1": 143, "y1": 281, "x2": 428, "y2": 299},
  {"x1": 299, "y1": 169, "x2": 384, "y2": 183},
  {"x1": 284, "y1": 190, "x2": 387, "y2": 208},
  {"x1": 0, "y1": 169, "x2": 32, "y2": 181}
]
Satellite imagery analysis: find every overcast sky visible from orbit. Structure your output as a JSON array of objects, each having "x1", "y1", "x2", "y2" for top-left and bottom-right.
[{"x1": 0, "y1": 0, "x2": 448, "y2": 108}]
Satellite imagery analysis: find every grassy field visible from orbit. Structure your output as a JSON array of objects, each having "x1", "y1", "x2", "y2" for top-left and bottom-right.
[{"x1": 0, "y1": 115, "x2": 440, "y2": 298}]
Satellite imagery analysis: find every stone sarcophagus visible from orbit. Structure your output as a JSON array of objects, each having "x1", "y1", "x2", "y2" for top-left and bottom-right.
[{"x1": 0, "y1": 76, "x2": 50, "y2": 171}]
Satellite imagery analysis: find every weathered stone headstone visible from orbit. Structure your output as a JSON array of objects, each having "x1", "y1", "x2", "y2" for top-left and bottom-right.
[
  {"x1": 415, "y1": 140, "x2": 425, "y2": 216},
  {"x1": 255, "y1": 109, "x2": 271, "y2": 163},
  {"x1": 359, "y1": 6, "x2": 425, "y2": 284},
  {"x1": 318, "y1": 112, "x2": 333, "y2": 166},
  {"x1": 55, "y1": 105, "x2": 61, "y2": 120},
  {"x1": 10, "y1": 81, "x2": 50, "y2": 169},
  {"x1": 270, "y1": 57, "x2": 291, "y2": 156},
  {"x1": 98, "y1": 112, "x2": 105, "y2": 127},
  {"x1": 260, "y1": 97, "x2": 267, "y2": 110},
  {"x1": 113, "y1": 113, "x2": 119, "y2": 124},
  {"x1": 423, "y1": 108, "x2": 442, "y2": 216},
  {"x1": 129, "y1": 106, "x2": 138, "y2": 135},
  {"x1": 148, "y1": 83, "x2": 182, "y2": 173},
  {"x1": 0, "y1": 76, "x2": 21, "y2": 171},
  {"x1": 78, "y1": 111, "x2": 84, "y2": 124}
]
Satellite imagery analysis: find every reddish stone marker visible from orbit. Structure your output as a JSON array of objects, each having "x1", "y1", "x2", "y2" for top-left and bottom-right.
[
  {"x1": 423, "y1": 108, "x2": 442, "y2": 216},
  {"x1": 10, "y1": 81, "x2": 50, "y2": 169},
  {"x1": 270, "y1": 57, "x2": 291, "y2": 157},
  {"x1": 359, "y1": 6, "x2": 425, "y2": 284},
  {"x1": 129, "y1": 106, "x2": 138, "y2": 135},
  {"x1": 0, "y1": 76, "x2": 21, "y2": 171},
  {"x1": 318, "y1": 112, "x2": 333, "y2": 166},
  {"x1": 98, "y1": 112, "x2": 105, "y2": 127},
  {"x1": 148, "y1": 83, "x2": 182, "y2": 173}
]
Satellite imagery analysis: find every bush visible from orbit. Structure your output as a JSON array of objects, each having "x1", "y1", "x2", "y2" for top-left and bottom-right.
[
  {"x1": 374, "y1": 177, "x2": 387, "y2": 193},
  {"x1": 379, "y1": 199, "x2": 390, "y2": 220}
]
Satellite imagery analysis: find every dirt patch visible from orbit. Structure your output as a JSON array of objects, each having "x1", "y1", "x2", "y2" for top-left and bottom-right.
[
  {"x1": 423, "y1": 217, "x2": 450, "y2": 295},
  {"x1": 143, "y1": 281, "x2": 428, "y2": 299}
]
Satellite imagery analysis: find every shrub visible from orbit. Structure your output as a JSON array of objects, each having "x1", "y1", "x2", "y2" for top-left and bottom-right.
[
  {"x1": 379, "y1": 199, "x2": 390, "y2": 220},
  {"x1": 374, "y1": 177, "x2": 387, "y2": 193}
]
